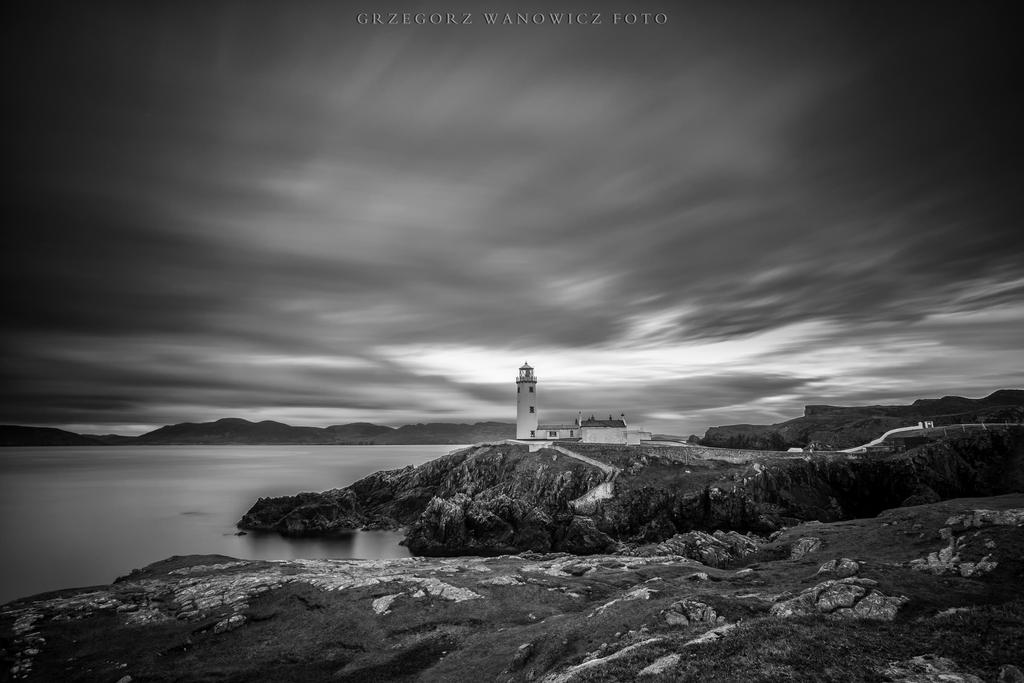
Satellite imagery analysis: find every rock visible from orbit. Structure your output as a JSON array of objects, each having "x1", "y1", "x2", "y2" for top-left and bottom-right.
[
  {"x1": 1000, "y1": 665, "x2": 1024, "y2": 683},
  {"x1": 638, "y1": 653, "x2": 681, "y2": 676},
  {"x1": 481, "y1": 574, "x2": 526, "y2": 586},
  {"x1": 646, "y1": 530, "x2": 761, "y2": 567},
  {"x1": 881, "y1": 654, "x2": 983, "y2": 682},
  {"x1": 683, "y1": 622, "x2": 737, "y2": 646},
  {"x1": 816, "y1": 558, "x2": 860, "y2": 578},
  {"x1": 213, "y1": 614, "x2": 245, "y2": 634},
  {"x1": 945, "y1": 508, "x2": 1024, "y2": 529},
  {"x1": 589, "y1": 587, "x2": 656, "y2": 617},
  {"x1": 238, "y1": 488, "x2": 365, "y2": 536},
  {"x1": 769, "y1": 578, "x2": 907, "y2": 621},
  {"x1": 908, "y1": 530, "x2": 999, "y2": 577},
  {"x1": 845, "y1": 590, "x2": 905, "y2": 621},
  {"x1": 404, "y1": 493, "x2": 556, "y2": 556},
  {"x1": 814, "y1": 582, "x2": 867, "y2": 612},
  {"x1": 712, "y1": 530, "x2": 761, "y2": 558},
  {"x1": 371, "y1": 593, "x2": 401, "y2": 615},
  {"x1": 790, "y1": 537, "x2": 823, "y2": 560},
  {"x1": 663, "y1": 598, "x2": 719, "y2": 627}
]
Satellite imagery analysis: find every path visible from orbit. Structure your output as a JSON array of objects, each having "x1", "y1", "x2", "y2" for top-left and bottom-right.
[
  {"x1": 842, "y1": 422, "x2": 1021, "y2": 453},
  {"x1": 551, "y1": 445, "x2": 619, "y2": 481},
  {"x1": 549, "y1": 445, "x2": 620, "y2": 512}
]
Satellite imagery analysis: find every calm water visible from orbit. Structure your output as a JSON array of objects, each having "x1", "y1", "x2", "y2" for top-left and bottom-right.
[{"x1": 0, "y1": 445, "x2": 462, "y2": 604}]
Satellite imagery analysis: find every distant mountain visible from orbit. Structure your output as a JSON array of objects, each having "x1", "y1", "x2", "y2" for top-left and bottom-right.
[
  {"x1": 1, "y1": 418, "x2": 516, "y2": 446},
  {"x1": 135, "y1": 418, "x2": 514, "y2": 445},
  {"x1": 702, "y1": 389, "x2": 1024, "y2": 450},
  {"x1": 135, "y1": 418, "x2": 334, "y2": 445},
  {"x1": 379, "y1": 421, "x2": 515, "y2": 445},
  {"x1": 0, "y1": 425, "x2": 105, "y2": 447}
]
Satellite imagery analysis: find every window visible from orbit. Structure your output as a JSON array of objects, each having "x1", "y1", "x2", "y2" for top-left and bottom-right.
[
  {"x1": 548, "y1": 431, "x2": 557, "y2": 438},
  {"x1": 529, "y1": 386, "x2": 534, "y2": 393},
  {"x1": 570, "y1": 430, "x2": 574, "y2": 437},
  {"x1": 529, "y1": 406, "x2": 535, "y2": 413},
  {"x1": 517, "y1": 386, "x2": 521, "y2": 393},
  {"x1": 530, "y1": 430, "x2": 535, "y2": 437}
]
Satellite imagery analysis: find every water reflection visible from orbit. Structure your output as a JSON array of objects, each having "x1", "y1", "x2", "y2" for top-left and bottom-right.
[{"x1": 237, "y1": 530, "x2": 412, "y2": 560}]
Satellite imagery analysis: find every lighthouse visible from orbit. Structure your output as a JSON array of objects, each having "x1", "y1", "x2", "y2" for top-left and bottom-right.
[{"x1": 515, "y1": 362, "x2": 538, "y2": 438}]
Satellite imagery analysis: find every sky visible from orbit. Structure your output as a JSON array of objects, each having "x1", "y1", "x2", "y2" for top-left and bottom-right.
[{"x1": 3, "y1": 2, "x2": 1022, "y2": 437}]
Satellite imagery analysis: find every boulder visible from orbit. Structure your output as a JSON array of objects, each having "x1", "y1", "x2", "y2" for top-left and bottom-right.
[
  {"x1": 769, "y1": 577, "x2": 907, "y2": 621},
  {"x1": 644, "y1": 530, "x2": 761, "y2": 567},
  {"x1": 790, "y1": 537, "x2": 823, "y2": 560},
  {"x1": 663, "y1": 598, "x2": 721, "y2": 627},
  {"x1": 816, "y1": 558, "x2": 860, "y2": 578}
]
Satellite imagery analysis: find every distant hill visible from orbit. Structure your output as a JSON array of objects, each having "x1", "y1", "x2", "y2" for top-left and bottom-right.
[
  {"x1": 135, "y1": 419, "x2": 514, "y2": 445},
  {"x1": 379, "y1": 421, "x2": 515, "y2": 445},
  {"x1": 702, "y1": 389, "x2": 1024, "y2": 450},
  {"x1": 2, "y1": 418, "x2": 515, "y2": 446},
  {"x1": 135, "y1": 418, "x2": 334, "y2": 445},
  {"x1": 0, "y1": 425, "x2": 105, "y2": 447}
]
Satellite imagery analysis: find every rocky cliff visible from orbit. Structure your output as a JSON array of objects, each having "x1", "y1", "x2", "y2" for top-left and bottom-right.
[
  {"x1": 239, "y1": 428, "x2": 1024, "y2": 557},
  {"x1": 239, "y1": 444, "x2": 610, "y2": 552},
  {"x1": 5, "y1": 495, "x2": 1023, "y2": 682}
]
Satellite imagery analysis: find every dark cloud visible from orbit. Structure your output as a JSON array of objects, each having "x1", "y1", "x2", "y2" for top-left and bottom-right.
[{"x1": 2, "y1": 2, "x2": 1021, "y2": 435}]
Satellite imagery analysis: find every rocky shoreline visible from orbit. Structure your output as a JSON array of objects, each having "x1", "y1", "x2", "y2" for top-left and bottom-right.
[
  {"x1": 3, "y1": 494, "x2": 1022, "y2": 681},
  {"x1": 238, "y1": 429, "x2": 1024, "y2": 556}
]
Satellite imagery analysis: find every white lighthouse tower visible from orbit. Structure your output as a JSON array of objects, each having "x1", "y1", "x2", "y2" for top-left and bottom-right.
[{"x1": 516, "y1": 362, "x2": 538, "y2": 438}]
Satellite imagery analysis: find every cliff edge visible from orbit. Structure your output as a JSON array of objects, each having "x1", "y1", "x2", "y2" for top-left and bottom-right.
[{"x1": 238, "y1": 428, "x2": 1024, "y2": 557}]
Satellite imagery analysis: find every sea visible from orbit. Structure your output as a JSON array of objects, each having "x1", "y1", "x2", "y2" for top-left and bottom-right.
[{"x1": 0, "y1": 444, "x2": 463, "y2": 605}]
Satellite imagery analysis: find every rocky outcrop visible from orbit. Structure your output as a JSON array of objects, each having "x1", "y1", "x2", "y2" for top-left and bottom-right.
[
  {"x1": 238, "y1": 429, "x2": 1024, "y2": 557},
  {"x1": 907, "y1": 508, "x2": 1023, "y2": 577},
  {"x1": 6, "y1": 494, "x2": 1023, "y2": 682},
  {"x1": 403, "y1": 493, "x2": 556, "y2": 556},
  {"x1": 816, "y1": 558, "x2": 860, "y2": 578},
  {"x1": 769, "y1": 577, "x2": 908, "y2": 620},
  {"x1": 401, "y1": 492, "x2": 620, "y2": 557},
  {"x1": 237, "y1": 489, "x2": 364, "y2": 536},
  {"x1": 662, "y1": 598, "x2": 724, "y2": 627},
  {"x1": 630, "y1": 530, "x2": 762, "y2": 567},
  {"x1": 598, "y1": 428, "x2": 1024, "y2": 541},
  {"x1": 789, "y1": 536, "x2": 823, "y2": 559},
  {"x1": 239, "y1": 444, "x2": 605, "y2": 539}
]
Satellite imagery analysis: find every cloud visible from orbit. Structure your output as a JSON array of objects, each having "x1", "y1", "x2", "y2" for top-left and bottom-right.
[{"x1": 2, "y1": 2, "x2": 1020, "y2": 436}]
